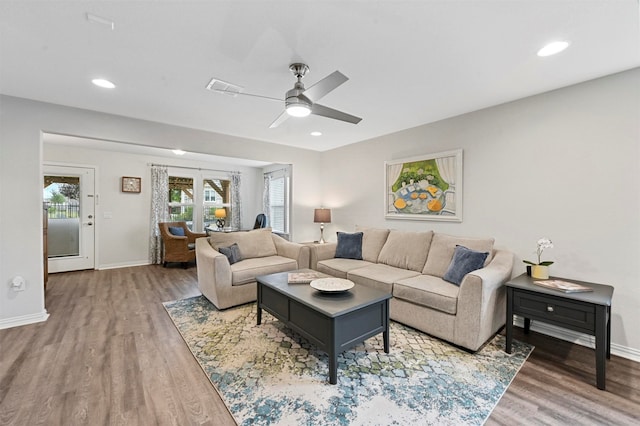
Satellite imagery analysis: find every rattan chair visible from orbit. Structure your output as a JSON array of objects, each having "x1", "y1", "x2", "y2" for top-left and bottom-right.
[{"x1": 158, "y1": 221, "x2": 206, "y2": 268}]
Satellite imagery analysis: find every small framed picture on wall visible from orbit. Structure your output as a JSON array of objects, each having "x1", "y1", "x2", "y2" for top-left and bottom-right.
[{"x1": 121, "y1": 176, "x2": 141, "y2": 193}]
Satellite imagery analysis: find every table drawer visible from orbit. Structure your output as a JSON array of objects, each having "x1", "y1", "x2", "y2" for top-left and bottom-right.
[{"x1": 513, "y1": 290, "x2": 595, "y2": 333}]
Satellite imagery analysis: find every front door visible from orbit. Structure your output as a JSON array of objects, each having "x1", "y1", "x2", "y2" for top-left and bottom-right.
[{"x1": 44, "y1": 165, "x2": 96, "y2": 272}]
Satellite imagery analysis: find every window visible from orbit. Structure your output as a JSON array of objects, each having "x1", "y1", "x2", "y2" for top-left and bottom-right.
[
  {"x1": 168, "y1": 176, "x2": 194, "y2": 229},
  {"x1": 203, "y1": 178, "x2": 231, "y2": 230},
  {"x1": 264, "y1": 167, "x2": 291, "y2": 236},
  {"x1": 168, "y1": 175, "x2": 232, "y2": 232}
]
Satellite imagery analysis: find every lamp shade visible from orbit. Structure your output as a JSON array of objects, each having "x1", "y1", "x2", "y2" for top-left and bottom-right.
[
  {"x1": 215, "y1": 208, "x2": 227, "y2": 219},
  {"x1": 314, "y1": 208, "x2": 331, "y2": 223}
]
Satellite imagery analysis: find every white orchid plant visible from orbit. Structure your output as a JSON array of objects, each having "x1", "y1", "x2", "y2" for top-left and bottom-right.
[{"x1": 523, "y1": 238, "x2": 554, "y2": 266}]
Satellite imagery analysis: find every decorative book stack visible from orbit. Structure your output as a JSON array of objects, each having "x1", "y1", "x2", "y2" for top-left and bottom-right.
[
  {"x1": 287, "y1": 271, "x2": 326, "y2": 284},
  {"x1": 533, "y1": 279, "x2": 593, "y2": 293}
]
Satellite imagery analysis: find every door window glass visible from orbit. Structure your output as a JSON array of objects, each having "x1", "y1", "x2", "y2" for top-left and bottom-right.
[{"x1": 44, "y1": 175, "x2": 80, "y2": 257}]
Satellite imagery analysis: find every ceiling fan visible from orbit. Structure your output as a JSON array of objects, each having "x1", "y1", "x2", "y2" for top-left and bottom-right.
[{"x1": 207, "y1": 63, "x2": 362, "y2": 128}]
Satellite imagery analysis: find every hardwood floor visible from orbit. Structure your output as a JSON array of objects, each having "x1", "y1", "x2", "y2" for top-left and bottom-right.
[{"x1": 1, "y1": 266, "x2": 638, "y2": 425}]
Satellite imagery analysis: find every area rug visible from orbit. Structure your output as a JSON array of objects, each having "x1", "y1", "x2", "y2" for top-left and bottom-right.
[{"x1": 163, "y1": 296, "x2": 533, "y2": 426}]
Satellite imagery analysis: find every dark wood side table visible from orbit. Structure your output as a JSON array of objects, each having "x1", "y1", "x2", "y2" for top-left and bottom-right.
[{"x1": 505, "y1": 274, "x2": 614, "y2": 390}]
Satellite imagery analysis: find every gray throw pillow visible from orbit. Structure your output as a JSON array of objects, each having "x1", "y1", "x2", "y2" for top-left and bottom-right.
[
  {"x1": 218, "y1": 243, "x2": 243, "y2": 265},
  {"x1": 335, "y1": 232, "x2": 363, "y2": 260},
  {"x1": 443, "y1": 245, "x2": 489, "y2": 286}
]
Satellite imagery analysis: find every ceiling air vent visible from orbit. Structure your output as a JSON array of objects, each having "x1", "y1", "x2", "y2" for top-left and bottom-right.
[{"x1": 206, "y1": 78, "x2": 244, "y2": 97}]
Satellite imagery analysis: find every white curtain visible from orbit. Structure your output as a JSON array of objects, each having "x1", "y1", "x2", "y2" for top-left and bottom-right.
[
  {"x1": 149, "y1": 165, "x2": 169, "y2": 264},
  {"x1": 263, "y1": 174, "x2": 270, "y2": 217},
  {"x1": 436, "y1": 156, "x2": 457, "y2": 212},
  {"x1": 230, "y1": 172, "x2": 242, "y2": 230},
  {"x1": 435, "y1": 156, "x2": 457, "y2": 187},
  {"x1": 386, "y1": 163, "x2": 403, "y2": 211}
]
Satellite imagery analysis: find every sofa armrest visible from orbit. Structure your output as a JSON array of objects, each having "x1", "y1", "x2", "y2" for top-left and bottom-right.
[
  {"x1": 309, "y1": 242, "x2": 337, "y2": 270},
  {"x1": 467, "y1": 249, "x2": 514, "y2": 294},
  {"x1": 272, "y1": 234, "x2": 310, "y2": 269},
  {"x1": 454, "y1": 249, "x2": 514, "y2": 351},
  {"x1": 195, "y1": 238, "x2": 233, "y2": 309}
]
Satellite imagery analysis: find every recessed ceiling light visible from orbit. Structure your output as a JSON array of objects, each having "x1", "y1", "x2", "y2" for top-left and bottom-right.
[
  {"x1": 537, "y1": 41, "x2": 570, "y2": 57},
  {"x1": 92, "y1": 78, "x2": 116, "y2": 89},
  {"x1": 310, "y1": 131, "x2": 322, "y2": 136},
  {"x1": 172, "y1": 149, "x2": 186, "y2": 155}
]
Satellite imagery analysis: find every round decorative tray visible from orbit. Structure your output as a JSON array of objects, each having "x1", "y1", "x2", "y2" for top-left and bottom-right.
[{"x1": 310, "y1": 277, "x2": 355, "y2": 293}]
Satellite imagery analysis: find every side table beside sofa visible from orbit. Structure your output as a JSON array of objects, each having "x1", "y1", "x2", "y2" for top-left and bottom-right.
[{"x1": 505, "y1": 274, "x2": 614, "y2": 390}]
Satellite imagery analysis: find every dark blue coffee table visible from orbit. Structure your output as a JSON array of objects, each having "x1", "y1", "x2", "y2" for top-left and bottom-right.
[{"x1": 257, "y1": 271, "x2": 391, "y2": 384}]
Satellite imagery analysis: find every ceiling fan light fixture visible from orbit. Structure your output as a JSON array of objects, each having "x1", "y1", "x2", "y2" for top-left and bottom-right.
[{"x1": 286, "y1": 104, "x2": 311, "y2": 117}]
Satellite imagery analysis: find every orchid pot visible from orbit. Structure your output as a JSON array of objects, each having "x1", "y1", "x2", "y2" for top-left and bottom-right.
[{"x1": 531, "y1": 265, "x2": 550, "y2": 279}]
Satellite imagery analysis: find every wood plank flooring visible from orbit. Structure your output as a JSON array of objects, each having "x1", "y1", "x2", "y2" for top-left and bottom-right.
[{"x1": 1, "y1": 265, "x2": 638, "y2": 425}]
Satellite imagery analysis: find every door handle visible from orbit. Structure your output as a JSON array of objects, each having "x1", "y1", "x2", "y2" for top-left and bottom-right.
[{"x1": 84, "y1": 222, "x2": 93, "y2": 226}]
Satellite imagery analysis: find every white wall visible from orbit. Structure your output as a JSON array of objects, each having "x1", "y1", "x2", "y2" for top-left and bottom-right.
[
  {"x1": 43, "y1": 143, "x2": 264, "y2": 269},
  {"x1": 0, "y1": 96, "x2": 323, "y2": 328},
  {"x1": 320, "y1": 68, "x2": 640, "y2": 357}
]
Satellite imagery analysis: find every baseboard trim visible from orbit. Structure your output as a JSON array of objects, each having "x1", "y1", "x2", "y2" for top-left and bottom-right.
[
  {"x1": 0, "y1": 310, "x2": 49, "y2": 330},
  {"x1": 98, "y1": 261, "x2": 151, "y2": 270},
  {"x1": 514, "y1": 316, "x2": 640, "y2": 363}
]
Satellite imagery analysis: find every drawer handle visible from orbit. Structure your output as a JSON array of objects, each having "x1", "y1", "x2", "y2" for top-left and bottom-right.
[{"x1": 547, "y1": 305, "x2": 554, "y2": 312}]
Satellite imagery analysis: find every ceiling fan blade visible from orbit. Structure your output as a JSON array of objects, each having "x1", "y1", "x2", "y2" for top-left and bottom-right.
[
  {"x1": 269, "y1": 110, "x2": 290, "y2": 128},
  {"x1": 311, "y1": 103, "x2": 362, "y2": 125},
  {"x1": 303, "y1": 71, "x2": 348, "y2": 102}
]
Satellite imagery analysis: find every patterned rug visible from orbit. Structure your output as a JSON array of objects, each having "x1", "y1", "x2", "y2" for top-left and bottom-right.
[{"x1": 163, "y1": 296, "x2": 532, "y2": 426}]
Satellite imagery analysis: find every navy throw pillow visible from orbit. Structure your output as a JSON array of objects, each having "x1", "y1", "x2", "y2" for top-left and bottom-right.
[
  {"x1": 443, "y1": 245, "x2": 489, "y2": 286},
  {"x1": 335, "y1": 232, "x2": 363, "y2": 260},
  {"x1": 218, "y1": 243, "x2": 243, "y2": 265},
  {"x1": 168, "y1": 226, "x2": 185, "y2": 236}
]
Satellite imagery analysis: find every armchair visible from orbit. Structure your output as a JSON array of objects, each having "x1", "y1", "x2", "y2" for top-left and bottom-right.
[{"x1": 158, "y1": 222, "x2": 207, "y2": 268}]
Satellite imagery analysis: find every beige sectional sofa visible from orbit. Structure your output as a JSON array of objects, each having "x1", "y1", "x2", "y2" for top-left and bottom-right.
[
  {"x1": 310, "y1": 227, "x2": 513, "y2": 351},
  {"x1": 196, "y1": 228, "x2": 309, "y2": 309}
]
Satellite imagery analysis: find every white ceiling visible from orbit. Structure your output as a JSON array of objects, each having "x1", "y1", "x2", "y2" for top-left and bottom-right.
[{"x1": 1, "y1": 1, "x2": 638, "y2": 152}]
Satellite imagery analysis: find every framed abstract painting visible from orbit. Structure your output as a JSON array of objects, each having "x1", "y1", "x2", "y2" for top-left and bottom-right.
[{"x1": 384, "y1": 149, "x2": 463, "y2": 222}]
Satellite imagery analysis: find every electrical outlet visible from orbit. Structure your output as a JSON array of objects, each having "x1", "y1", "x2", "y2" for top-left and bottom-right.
[{"x1": 11, "y1": 276, "x2": 25, "y2": 292}]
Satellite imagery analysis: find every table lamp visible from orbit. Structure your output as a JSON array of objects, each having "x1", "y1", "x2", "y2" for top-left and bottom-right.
[
  {"x1": 215, "y1": 208, "x2": 227, "y2": 231},
  {"x1": 313, "y1": 208, "x2": 331, "y2": 243}
]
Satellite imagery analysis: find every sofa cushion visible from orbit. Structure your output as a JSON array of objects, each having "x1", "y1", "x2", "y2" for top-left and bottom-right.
[
  {"x1": 423, "y1": 233, "x2": 495, "y2": 278},
  {"x1": 443, "y1": 245, "x2": 489, "y2": 285},
  {"x1": 347, "y1": 263, "x2": 420, "y2": 293},
  {"x1": 230, "y1": 256, "x2": 298, "y2": 286},
  {"x1": 335, "y1": 232, "x2": 363, "y2": 260},
  {"x1": 168, "y1": 226, "x2": 185, "y2": 236},
  {"x1": 316, "y1": 258, "x2": 372, "y2": 279},
  {"x1": 218, "y1": 243, "x2": 243, "y2": 265},
  {"x1": 208, "y1": 228, "x2": 277, "y2": 259},
  {"x1": 393, "y1": 275, "x2": 460, "y2": 315},
  {"x1": 355, "y1": 226, "x2": 390, "y2": 263},
  {"x1": 377, "y1": 230, "x2": 434, "y2": 272}
]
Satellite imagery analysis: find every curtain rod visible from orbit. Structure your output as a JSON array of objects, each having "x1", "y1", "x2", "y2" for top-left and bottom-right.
[
  {"x1": 264, "y1": 166, "x2": 290, "y2": 174},
  {"x1": 149, "y1": 163, "x2": 240, "y2": 174}
]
